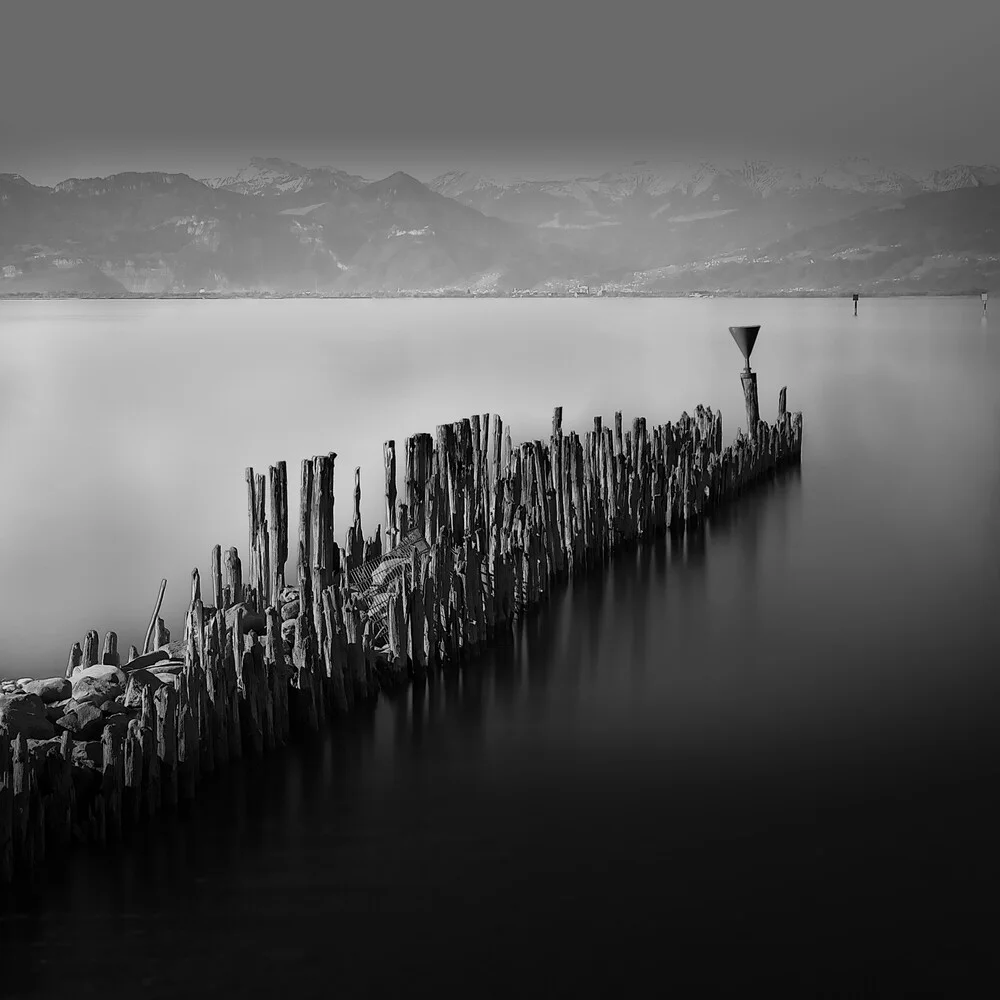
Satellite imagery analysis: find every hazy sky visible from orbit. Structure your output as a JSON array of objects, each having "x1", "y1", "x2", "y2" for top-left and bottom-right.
[{"x1": 2, "y1": 0, "x2": 999, "y2": 184}]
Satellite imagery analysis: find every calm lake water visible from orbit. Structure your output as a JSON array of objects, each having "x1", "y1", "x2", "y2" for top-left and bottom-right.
[{"x1": 1, "y1": 297, "x2": 999, "y2": 994}]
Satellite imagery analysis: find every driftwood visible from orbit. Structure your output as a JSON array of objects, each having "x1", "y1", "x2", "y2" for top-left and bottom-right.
[{"x1": 142, "y1": 579, "x2": 168, "y2": 655}]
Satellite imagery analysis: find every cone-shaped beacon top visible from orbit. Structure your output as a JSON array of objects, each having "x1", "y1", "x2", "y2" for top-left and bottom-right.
[{"x1": 729, "y1": 325, "x2": 761, "y2": 364}]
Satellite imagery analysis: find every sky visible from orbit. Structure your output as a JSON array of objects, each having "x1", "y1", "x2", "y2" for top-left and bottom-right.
[{"x1": 1, "y1": 0, "x2": 999, "y2": 185}]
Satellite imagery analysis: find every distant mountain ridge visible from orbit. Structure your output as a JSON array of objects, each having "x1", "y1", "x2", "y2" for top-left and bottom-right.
[
  {"x1": 202, "y1": 156, "x2": 369, "y2": 199},
  {"x1": 2, "y1": 154, "x2": 999, "y2": 295},
  {"x1": 427, "y1": 155, "x2": 1000, "y2": 202}
]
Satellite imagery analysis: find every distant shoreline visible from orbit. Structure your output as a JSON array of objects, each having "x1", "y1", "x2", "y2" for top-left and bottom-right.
[{"x1": 0, "y1": 289, "x2": 990, "y2": 301}]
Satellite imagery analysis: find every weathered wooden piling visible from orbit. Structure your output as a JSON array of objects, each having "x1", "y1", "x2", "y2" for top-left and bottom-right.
[
  {"x1": 141, "y1": 579, "x2": 168, "y2": 655},
  {"x1": 268, "y1": 462, "x2": 289, "y2": 603},
  {"x1": 224, "y1": 548, "x2": 243, "y2": 608},
  {"x1": 0, "y1": 728, "x2": 12, "y2": 883},
  {"x1": 1, "y1": 384, "x2": 803, "y2": 887}
]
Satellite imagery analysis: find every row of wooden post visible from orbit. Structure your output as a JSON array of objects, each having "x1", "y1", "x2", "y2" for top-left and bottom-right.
[{"x1": 1, "y1": 394, "x2": 802, "y2": 884}]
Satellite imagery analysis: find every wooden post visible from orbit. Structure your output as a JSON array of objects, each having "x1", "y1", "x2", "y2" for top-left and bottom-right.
[
  {"x1": 102, "y1": 724, "x2": 125, "y2": 842},
  {"x1": 320, "y1": 454, "x2": 337, "y2": 590},
  {"x1": 346, "y1": 467, "x2": 364, "y2": 572},
  {"x1": 211, "y1": 544, "x2": 223, "y2": 611},
  {"x1": 309, "y1": 456, "x2": 324, "y2": 601},
  {"x1": 82, "y1": 629, "x2": 100, "y2": 668},
  {"x1": 140, "y1": 684, "x2": 159, "y2": 819},
  {"x1": 246, "y1": 467, "x2": 259, "y2": 601},
  {"x1": 65, "y1": 641, "x2": 83, "y2": 678},
  {"x1": 224, "y1": 548, "x2": 243, "y2": 607},
  {"x1": 177, "y1": 632, "x2": 201, "y2": 799},
  {"x1": 152, "y1": 618, "x2": 169, "y2": 650},
  {"x1": 0, "y1": 727, "x2": 12, "y2": 884},
  {"x1": 11, "y1": 733, "x2": 35, "y2": 869},
  {"x1": 384, "y1": 440, "x2": 398, "y2": 551},
  {"x1": 46, "y1": 731, "x2": 73, "y2": 853},
  {"x1": 102, "y1": 630, "x2": 120, "y2": 667},
  {"x1": 268, "y1": 461, "x2": 289, "y2": 602},
  {"x1": 318, "y1": 592, "x2": 347, "y2": 715},
  {"x1": 154, "y1": 684, "x2": 177, "y2": 812},
  {"x1": 255, "y1": 471, "x2": 268, "y2": 610},
  {"x1": 741, "y1": 369, "x2": 760, "y2": 433}
]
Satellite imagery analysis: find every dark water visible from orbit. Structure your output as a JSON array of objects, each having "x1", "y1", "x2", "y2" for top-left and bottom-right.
[{"x1": 2, "y1": 298, "x2": 1000, "y2": 994}]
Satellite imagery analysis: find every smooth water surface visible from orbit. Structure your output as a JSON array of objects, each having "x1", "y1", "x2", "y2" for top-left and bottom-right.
[{"x1": 1, "y1": 298, "x2": 999, "y2": 993}]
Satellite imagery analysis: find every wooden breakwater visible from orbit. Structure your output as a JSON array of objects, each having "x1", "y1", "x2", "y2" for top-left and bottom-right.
[{"x1": 0, "y1": 393, "x2": 803, "y2": 884}]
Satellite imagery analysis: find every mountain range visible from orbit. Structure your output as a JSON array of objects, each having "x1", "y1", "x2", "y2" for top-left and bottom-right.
[{"x1": 2, "y1": 154, "x2": 999, "y2": 295}]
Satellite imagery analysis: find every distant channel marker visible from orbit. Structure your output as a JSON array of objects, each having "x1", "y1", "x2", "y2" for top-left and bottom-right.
[{"x1": 729, "y1": 325, "x2": 761, "y2": 432}]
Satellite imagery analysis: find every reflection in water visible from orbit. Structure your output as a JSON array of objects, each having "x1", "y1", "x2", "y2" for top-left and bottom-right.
[
  {"x1": 629, "y1": 547, "x2": 649, "y2": 682},
  {"x1": 0, "y1": 453, "x2": 994, "y2": 998}
]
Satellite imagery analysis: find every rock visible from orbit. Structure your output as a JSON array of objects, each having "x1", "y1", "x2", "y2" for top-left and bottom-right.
[
  {"x1": 123, "y1": 668, "x2": 164, "y2": 709},
  {"x1": 27, "y1": 736, "x2": 65, "y2": 760},
  {"x1": 225, "y1": 603, "x2": 266, "y2": 635},
  {"x1": 16, "y1": 677, "x2": 33, "y2": 688},
  {"x1": 281, "y1": 619, "x2": 296, "y2": 643},
  {"x1": 0, "y1": 692, "x2": 56, "y2": 740},
  {"x1": 71, "y1": 663, "x2": 125, "y2": 684},
  {"x1": 100, "y1": 699, "x2": 128, "y2": 715},
  {"x1": 71, "y1": 665, "x2": 125, "y2": 702},
  {"x1": 71, "y1": 674, "x2": 123, "y2": 708},
  {"x1": 151, "y1": 661, "x2": 184, "y2": 675},
  {"x1": 56, "y1": 702, "x2": 106, "y2": 741},
  {"x1": 45, "y1": 698, "x2": 73, "y2": 723},
  {"x1": 70, "y1": 740, "x2": 104, "y2": 799},
  {"x1": 282, "y1": 640, "x2": 294, "y2": 660},
  {"x1": 21, "y1": 676, "x2": 72, "y2": 704},
  {"x1": 279, "y1": 587, "x2": 300, "y2": 605},
  {"x1": 151, "y1": 671, "x2": 180, "y2": 690},
  {"x1": 164, "y1": 638, "x2": 187, "y2": 659},
  {"x1": 280, "y1": 600, "x2": 300, "y2": 621},
  {"x1": 121, "y1": 649, "x2": 170, "y2": 674},
  {"x1": 71, "y1": 740, "x2": 103, "y2": 768}
]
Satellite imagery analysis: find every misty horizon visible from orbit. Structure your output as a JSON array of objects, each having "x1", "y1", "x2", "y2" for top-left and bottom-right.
[{"x1": 6, "y1": 147, "x2": 1000, "y2": 191}]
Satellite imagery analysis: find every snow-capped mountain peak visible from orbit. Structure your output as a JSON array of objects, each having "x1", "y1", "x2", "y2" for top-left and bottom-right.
[
  {"x1": 918, "y1": 163, "x2": 1000, "y2": 192},
  {"x1": 807, "y1": 155, "x2": 919, "y2": 195},
  {"x1": 203, "y1": 157, "x2": 368, "y2": 196},
  {"x1": 428, "y1": 169, "x2": 515, "y2": 198},
  {"x1": 589, "y1": 160, "x2": 719, "y2": 199}
]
